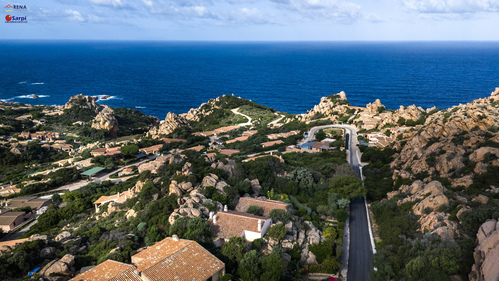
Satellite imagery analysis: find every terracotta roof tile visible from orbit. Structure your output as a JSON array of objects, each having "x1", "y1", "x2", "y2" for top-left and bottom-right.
[
  {"x1": 210, "y1": 211, "x2": 269, "y2": 240},
  {"x1": 261, "y1": 140, "x2": 284, "y2": 147},
  {"x1": 71, "y1": 260, "x2": 141, "y2": 281},
  {"x1": 235, "y1": 197, "x2": 289, "y2": 217},
  {"x1": 132, "y1": 237, "x2": 225, "y2": 281}
]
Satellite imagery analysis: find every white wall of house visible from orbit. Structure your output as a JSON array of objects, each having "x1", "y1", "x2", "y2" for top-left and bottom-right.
[{"x1": 243, "y1": 219, "x2": 272, "y2": 241}]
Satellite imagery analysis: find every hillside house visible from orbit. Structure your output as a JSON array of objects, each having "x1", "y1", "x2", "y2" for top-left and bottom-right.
[
  {"x1": 0, "y1": 211, "x2": 27, "y2": 232},
  {"x1": 209, "y1": 210, "x2": 272, "y2": 244},
  {"x1": 261, "y1": 140, "x2": 284, "y2": 148},
  {"x1": 235, "y1": 197, "x2": 289, "y2": 217}
]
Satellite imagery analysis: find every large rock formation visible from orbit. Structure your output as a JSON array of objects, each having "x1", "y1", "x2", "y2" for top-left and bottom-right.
[
  {"x1": 148, "y1": 112, "x2": 191, "y2": 138},
  {"x1": 64, "y1": 94, "x2": 102, "y2": 112},
  {"x1": 469, "y1": 219, "x2": 499, "y2": 281},
  {"x1": 391, "y1": 89, "x2": 499, "y2": 184},
  {"x1": 39, "y1": 254, "x2": 75, "y2": 278},
  {"x1": 91, "y1": 106, "x2": 119, "y2": 138},
  {"x1": 168, "y1": 190, "x2": 213, "y2": 225},
  {"x1": 298, "y1": 91, "x2": 351, "y2": 122}
]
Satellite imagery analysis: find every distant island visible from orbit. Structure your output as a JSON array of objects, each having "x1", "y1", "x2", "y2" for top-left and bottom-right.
[{"x1": 0, "y1": 88, "x2": 498, "y2": 281}]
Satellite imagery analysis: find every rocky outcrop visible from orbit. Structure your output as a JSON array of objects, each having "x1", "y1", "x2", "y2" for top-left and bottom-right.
[
  {"x1": 366, "y1": 99, "x2": 384, "y2": 114},
  {"x1": 168, "y1": 191, "x2": 213, "y2": 225},
  {"x1": 55, "y1": 231, "x2": 72, "y2": 242},
  {"x1": 148, "y1": 112, "x2": 191, "y2": 138},
  {"x1": 390, "y1": 90, "x2": 499, "y2": 185},
  {"x1": 40, "y1": 254, "x2": 75, "y2": 278},
  {"x1": 469, "y1": 219, "x2": 499, "y2": 281},
  {"x1": 64, "y1": 94, "x2": 102, "y2": 113},
  {"x1": 91, "y1": 106, "x2": 118, "y2": 138},
  {"x1": 298, "y1": 91, "x2": 351, "y2": 122}
]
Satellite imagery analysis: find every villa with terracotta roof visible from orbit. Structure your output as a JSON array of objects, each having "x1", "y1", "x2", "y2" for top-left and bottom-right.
[
  {"x1": 162, "y1": 138, "x2": 187, "y2": 143},
  {"x1": 0, "y1": 184, "x2": 21, "y2": 197},
  {"x1": 90, "y1": 148, "x2": 107, "y2": 157},
  {"x1": 261, "y1": 140, "x2": 284, "y2": 148},
  {"x1": 72, "y1": 260, "x2": 141, "y2": 281},
  {"x1": 140, "y1": 144, "x2": 163, "y2": 154},
  {"x1": 235, "y1": 197, "x2": 290, "y2": 217},
  {"x1": 210, "y1": 210, "x2": 272, "y2": 244},
  {"x1": 133, "y1": 237, "x2": 225, "y2": 281},
  {"x1": 0, "y1": 211, "x2": 28, "y2": 232},
  {"x1": 93, "y1": 190, "x2": 134, "y2": 212},
  {"x1": 180, "y1": 145, "x2": 205, "y2": 153},
  {"x1": 225, "y1": 135, "x2": 249, "y2": 144},
  {"x1": 218, "y1": 149, "x2": 240, "y2": 156},
  {"x1": 73, "y1": 237, "x2": 225, "y2": 281}
]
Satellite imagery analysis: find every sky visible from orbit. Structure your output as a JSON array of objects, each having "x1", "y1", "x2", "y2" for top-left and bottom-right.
[{"x1": 1, "y1": 0, "x2": 499, "y2": 40}]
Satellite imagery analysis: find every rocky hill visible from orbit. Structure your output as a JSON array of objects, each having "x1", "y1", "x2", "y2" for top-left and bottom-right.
[
  {"x1": 91, "y1": 107, "x2": 119, "y2": 138},
  {"x1": 298, "y1": 91, "x2": 352, "y2": 122},
  {"x1": 64, "y1": 94, "x2": 102, "y2": 113},
  {"x1": 370, "y1": 88, "x2": 499, "y2": 280},
  {"x1": 147, "y1": 112, "x2": 192, "y2": 138}
]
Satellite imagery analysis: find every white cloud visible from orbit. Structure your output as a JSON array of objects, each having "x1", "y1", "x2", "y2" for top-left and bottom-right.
[
  {"x1": 270, "y1": 0, "x2": 363, "y2": 23},
  {"x1": 403, "y1": 0, "x2": 499, "y2": 14},
  {"x1": 65, "y1": 9, "x2": 86, "y2": 21},
  {"x1": 88, "y1": 0, "x2": 126, "y2": 7},
  {"x1": 225, "y1": 7, "x2": 276, "y2": 24}
]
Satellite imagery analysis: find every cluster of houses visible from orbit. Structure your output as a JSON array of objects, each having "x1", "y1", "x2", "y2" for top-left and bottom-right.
[
  {"x1": 192, "y1": 125, "x2": 240, "y2": 137},
  {"x1": 74, "y1": 196, "x2": 289, "y2": 280},
  {"x1": 72, "y1": 236, "x2": 225, "y2": 281},
  {"x1": 0, "y1": 196, "x2": 52, "y2": 232},
  {"x1": 18, "y1": 131, "x2": 66, "y2": 142},
  {"x1": 287, "y1": 138, "x2": 337, "y2": 153}
]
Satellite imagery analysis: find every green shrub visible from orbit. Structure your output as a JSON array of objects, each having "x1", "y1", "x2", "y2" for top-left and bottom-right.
[{"x1": 247, "y1": 205, "x2": 263, "y2": 216}]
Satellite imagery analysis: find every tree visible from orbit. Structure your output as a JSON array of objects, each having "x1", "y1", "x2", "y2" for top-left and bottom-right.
[
  {"x1": 221, "y1": 236, "x2": 247, "y2": 263},
  {"x1": 269, "y1": 209, "x2": 290, "y2": 223},
  {"x1": 335, "y1": 209, "x2": 348, "y2": 222},
  {"x1": 323, "y1": 227, "x2": 337, "y2": 240},
  {"x1": 267, "y1": 223, "x2": 286, "y2": 241},
  {"x1": 260, "y1": 253, "x2": 284, "y2": 281},
  {"x1": 51, "y1": 193, "x2": 61, "y2": 203},
  {"x1": 247, "y1": 205, "x2": 263, "y2": 216},
  {"x1": 329, "y1": 176, "x2": 366, "y2": 199},
  {"x1": 322, "y1": 257, "x2": 340, "y2": 273},
  {"x1": 238, "y1": 250, "x2": 262, "y2": 281},
  {"x1": 315, "y1": 129, "x2": 326, "y2": 141},
  {"x1": 121, "y1": 144, "x2": 139, "y2": 158}
]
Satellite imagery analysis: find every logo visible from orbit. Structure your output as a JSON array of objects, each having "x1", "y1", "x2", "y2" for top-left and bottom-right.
[
  {"x1": 4, "y1": 4, "x2": 26, "y2": 12},
  {"x1": 5, "y1": 15, "x2": 27, "y2": 23}
]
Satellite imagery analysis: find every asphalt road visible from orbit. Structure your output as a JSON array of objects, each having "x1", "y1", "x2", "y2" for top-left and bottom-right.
[{"x1": 304, "y1": 124, "x2": 373, "y2": 280}]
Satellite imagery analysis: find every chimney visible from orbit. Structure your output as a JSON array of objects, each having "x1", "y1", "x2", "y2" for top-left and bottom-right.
[
  {"x1": 213, "y1": 214, "x2": 217, "y2": 224},
  {"x1": 172, "y1": 234, "x2": 179, "y2": 241},
  {"x1": 117, "y1": 192, "x2": 120, "y2": 198},
  {"x1": 258, "y1": 220, "x2": 262, "y2": 232},
  {"x1": 209, "y1": 212, "x2": 213, "y2": 219},
  {"x1": 270, "y1": 151, "x2": 273, "y2": 155},
  {"x1": 224, "y1": 205, "x2": 228, "y2": 212}
]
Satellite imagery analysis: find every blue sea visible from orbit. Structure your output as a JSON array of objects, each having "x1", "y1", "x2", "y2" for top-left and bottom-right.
[{"x1": 1, "y1": 41, "x2": 499, "y2": 118}]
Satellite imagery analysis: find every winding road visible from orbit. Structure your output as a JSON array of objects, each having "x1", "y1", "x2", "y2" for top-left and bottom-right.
[
  {"x1": 303, "y1": 124, "x2": 373, "y2": 281},
  {"x1": 231, "y1": 108, "x2": 253, "y2": 127}
]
